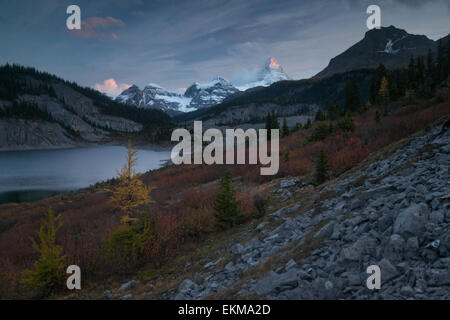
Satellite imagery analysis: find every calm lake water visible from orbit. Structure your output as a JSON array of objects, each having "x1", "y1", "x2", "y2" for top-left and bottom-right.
[{"x1": 0, "y1": 146, "x2": 171, "y2": 203}]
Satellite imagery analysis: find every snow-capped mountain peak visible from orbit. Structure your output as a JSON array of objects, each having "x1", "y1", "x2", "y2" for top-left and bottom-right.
[
  {"x1": 236, "y1": 57, "x2": 291, "y2": 91},
  {"x1": 185, "y1": 77, "x2": 240, "y2": 109},
  {"x1": 266, "y1": 57, "x2": 282, "y2": 70}
]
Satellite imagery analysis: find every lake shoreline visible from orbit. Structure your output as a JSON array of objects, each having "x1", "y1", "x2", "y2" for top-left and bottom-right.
[
  {"x1": 0, "y1": 140, "x2": 174, "y2": 152},
  {"x1": 0, "y1": 146, "x2": 171, "y2": 204}
]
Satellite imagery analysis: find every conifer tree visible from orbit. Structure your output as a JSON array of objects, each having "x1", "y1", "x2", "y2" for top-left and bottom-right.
[
  {"x1": 213, "y1": 171, "x2": 243, "y2": 230},
  {"x1": 282, "y1": 117, "x2": 289, "y2": 137},
  {"x1": 265, "y1": 111, "x2": 279, "y2": 140},
  {"x1": 378, "y1": 76, "x2": 390, "y2": 115},
  {"x1": 345, "y1": 77, "x2": 360, "y2": 112},
  {"x1": 328, "y1": 103, "x2": 340, "y2": 121},
  {"x1": 109, "y1": 141, "x2": 152, "y2": 224},
  {"x1": 427, "y1": 49, "x2": 434, "y2": 76},
  {"x1": 408, "y1": 56, "x2": 416, "y2": 89},
  {"x1": 21, "y1": 208, "x2": 66, "y2": 294},
  {"x1": 375, "y1": 109, "x2": 381, "y2": 124},
  {"x1": 437, "y1": 40, "x2": 444, "y2": 83},
  {"x1": 417, "y1": 56, "x2": 425, "y2": 86},
  {"x1": 305, "y1": 118, "x2": 312, "y2": 129},
  {"x1": 315, "y1": 150, "x2": 330, "y2": 185}
]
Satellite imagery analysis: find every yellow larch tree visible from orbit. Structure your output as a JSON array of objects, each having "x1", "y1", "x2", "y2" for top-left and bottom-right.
[{"x1": 108, "y1": 141, "x2": 153, "y2": 224}]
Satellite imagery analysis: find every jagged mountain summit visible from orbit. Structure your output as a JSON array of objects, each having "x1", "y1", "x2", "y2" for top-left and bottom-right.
[
  {"x1": 115, "y1": 78, "x2": 239, "y2": 116},
  {"x1": 314, "y1": 26, "x2": 440, "y2": 79},
  {"x1": 185, "y1": 77, "x2": 240, "y2": 110},
  {"x1": 236, "y1": 57, "x2": 291, "y2": 91},
  {"x1": 115, "y1": 83, "x2": 193, "y2": 115}
]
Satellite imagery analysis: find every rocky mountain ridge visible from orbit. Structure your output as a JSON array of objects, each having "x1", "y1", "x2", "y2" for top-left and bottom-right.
[{"x1": 315, "y1": 26, "x2": 447, "y2": 79}]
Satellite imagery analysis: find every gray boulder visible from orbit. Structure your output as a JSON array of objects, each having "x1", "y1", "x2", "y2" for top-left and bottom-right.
[{"x1": 393, "y1": 204, "x2": 429, "y2": 238}]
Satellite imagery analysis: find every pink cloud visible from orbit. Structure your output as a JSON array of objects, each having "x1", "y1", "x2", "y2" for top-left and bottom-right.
[
  {"x1": 72, "y1": 16, "x2": 125, "y2": 40},
  {"x1": 93, "y1": 78, "x2": 131, "y2": 97}
]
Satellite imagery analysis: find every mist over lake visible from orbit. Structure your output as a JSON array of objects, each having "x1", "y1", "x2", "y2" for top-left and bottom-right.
[{"x1": 0, "y1": 146, "x2": 170, "y2": 203}]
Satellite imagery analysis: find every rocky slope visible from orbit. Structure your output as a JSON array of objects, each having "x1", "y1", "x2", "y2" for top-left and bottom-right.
[
  {"x1": 165, "y1": 119, "x2": 449, "y2": 300},
  {"x1": 107, "y1": 118, "x2": 449, "y2": 300},
  {"x1": 0, "y1": 119, "x2": 75, "y2": 150}
]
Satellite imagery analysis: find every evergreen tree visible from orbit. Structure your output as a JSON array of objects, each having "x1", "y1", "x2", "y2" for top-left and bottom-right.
[
  {"x1": 417, "y1": 56, "x2": 425, "y2": 86},
  {"x1": 447, "y1": 40, "x2": 450, "y2": 75},
  {"x1": 378, "y1": 76, "x2": 390, "y2": 115},
  {"x1": 370, "y1": 77, "x2": 378, "y2": 104},
  {"x1": 345, "y1": 77, "x2": 360, "y2": 112},
  {"x1": 271, "y1": 110, "x2": 279, "y2": 130},
  {"x1": 375, "y1": 109, "x2": 381, "y2": 124},
  {"x1": 315, "y1": 150, "x2": 330, "y2": 185},
  {"x1": 305, "y1": 118, "x2": 312, "y2": 129},
  {"x1": 315, "y1": 110, "x2": 327, "y2": 121},
  {"x1": 284, "y1": 150, "x2": 290, "y2": 162},
  {"x1": 437, "y1": 39, "x2": 444, "y2": 83},
  {"x1": 337, "y1": 113, "x2": 355, "y2": 132},
  {"x1": 213, "y1": 171, "x2": 244, "y2": 230},
  {"x1": 427, "y1": 48, "x2": 434, "y2": 77},
  {"x1": 310, "y1": 123, "x2": 330, "y2": 141},
  {"x1": 328, "y1": 103, "x2": 340, "y2": 121},
  {"x1": 21, "y1": 208, "x2": 67, "y2": 295},
  {"x1": 265, "y1": 111, "x2": 279, "y2": 140},
  {"x1": 282, "y1": 117, "x2": 289, "y2": 137},
  {"x1": 408, "y1": 56, "x2": 416, "y2": 89}
]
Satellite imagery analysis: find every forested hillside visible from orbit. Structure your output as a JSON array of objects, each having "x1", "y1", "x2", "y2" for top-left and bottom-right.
[{"x1": 0, "y1": 64, "x2": 174, "y2": 147}]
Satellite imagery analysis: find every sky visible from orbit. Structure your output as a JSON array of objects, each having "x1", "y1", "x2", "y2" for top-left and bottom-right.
[{"x1": 0, "y1": 0, "x2": 449, "y2": 96}]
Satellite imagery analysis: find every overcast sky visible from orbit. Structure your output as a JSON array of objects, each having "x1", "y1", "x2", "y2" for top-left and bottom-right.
[{"x1": 0, "y1": 0, "x2": 449, "y2": 96}]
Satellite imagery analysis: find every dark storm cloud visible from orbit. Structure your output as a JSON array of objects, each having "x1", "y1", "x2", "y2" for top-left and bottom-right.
[{"x1": 0, "y1": 0, "x2": 448, "y2": 94}]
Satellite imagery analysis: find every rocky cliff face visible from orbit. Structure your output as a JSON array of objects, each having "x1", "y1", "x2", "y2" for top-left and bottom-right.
[
  {"x1": 0, "y1": 119, "x2": 75, "y2": 150},
  {"x1": 169, "y1": 119, "x2": 449, "y2": 300}
]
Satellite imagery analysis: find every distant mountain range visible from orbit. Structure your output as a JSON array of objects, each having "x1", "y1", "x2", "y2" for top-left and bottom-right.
[
  {"x1": 115, "y1": 57, "x2": 291, "y2": 115},
  {"x1": 116, "y1": 77, "x2": 240, "y2": 116},
  {"x1": 117, "y1": 26, "x2": 449, "y2": 116}
]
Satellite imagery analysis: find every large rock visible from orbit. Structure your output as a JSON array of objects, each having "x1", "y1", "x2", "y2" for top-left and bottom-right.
[
  {"x1": 174, "y1": 279, "x2": 200, "y2": 300},
  {"x1": 393, "y1": 204, "x2": 429, "y2": 238},
  {"x1": 383, "y1": 234, "x2": 405, "y2": 263},
  {"x1": 119, "y1": 280, "x2": 137, "y2": 291},
  {"x1": 379, "y1": 258, "x2": 399, "y2": 283}
]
